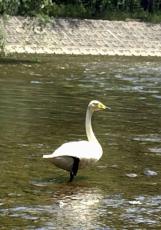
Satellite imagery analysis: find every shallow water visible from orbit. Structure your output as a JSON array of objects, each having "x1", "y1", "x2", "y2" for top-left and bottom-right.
[{"x1": 0, "y1": 55, "x2": 161, "y2": 229}]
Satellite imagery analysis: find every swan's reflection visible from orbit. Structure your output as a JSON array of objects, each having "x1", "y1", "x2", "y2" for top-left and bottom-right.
[{"x1": 47, "y1": 185, "x2": 103, "y2": 229}]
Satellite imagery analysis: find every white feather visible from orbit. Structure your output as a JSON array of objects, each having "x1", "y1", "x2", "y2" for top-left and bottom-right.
[{"x1": 43, "y1": 141, "x2": 102, "y2": 171}]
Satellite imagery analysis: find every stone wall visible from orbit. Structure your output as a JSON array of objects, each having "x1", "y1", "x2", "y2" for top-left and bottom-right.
[{"x1": 1, "y1": 16, "x2": 161, "y2": 56}]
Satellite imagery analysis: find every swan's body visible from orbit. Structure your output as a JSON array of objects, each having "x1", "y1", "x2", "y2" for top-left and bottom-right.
[{"x1": 43, "y1": 100, "x2": 107, "y2": 182}]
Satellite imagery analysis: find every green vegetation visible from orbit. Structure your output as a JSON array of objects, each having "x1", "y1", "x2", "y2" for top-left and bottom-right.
[
  {"x1": 0, "y1": 17, "x2": 6, "y2": 55},
  {"x1": 0, "y1": 0, "x2": 161, "y2": 22}
]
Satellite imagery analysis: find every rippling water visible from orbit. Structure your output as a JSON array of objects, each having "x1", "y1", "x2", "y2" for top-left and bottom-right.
[{"x1": 0, "y1": 55, "x2": 161, "y2": 229}]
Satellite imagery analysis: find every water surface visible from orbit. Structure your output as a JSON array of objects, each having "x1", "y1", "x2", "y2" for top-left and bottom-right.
[{"x1": 0, "y1": 55, "x2": 161, "y2": 229}]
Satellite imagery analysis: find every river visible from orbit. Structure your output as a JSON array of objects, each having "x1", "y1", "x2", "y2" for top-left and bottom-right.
[{"x1": 0, "y1": 55, "x2": 161, "y2": 229}]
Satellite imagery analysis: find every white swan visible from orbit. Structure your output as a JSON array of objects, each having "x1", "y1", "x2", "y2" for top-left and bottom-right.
[{"x1": 43, "y1": 100, "x2": 108, "y2": 182}]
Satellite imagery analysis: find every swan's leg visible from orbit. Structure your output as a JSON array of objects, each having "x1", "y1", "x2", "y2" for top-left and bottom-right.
[{"x1": 69, "y1": 157, "x2": 80, "y2": 182}]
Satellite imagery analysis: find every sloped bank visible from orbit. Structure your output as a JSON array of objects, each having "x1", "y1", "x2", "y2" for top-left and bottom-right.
[{"x1": 1, "y1": 16, "x2": 161, "y2": 56}]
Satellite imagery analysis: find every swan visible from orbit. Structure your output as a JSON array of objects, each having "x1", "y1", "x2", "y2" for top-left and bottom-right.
[{"x1": 43, "y1": 100, "x2": 108, "y2": 182}]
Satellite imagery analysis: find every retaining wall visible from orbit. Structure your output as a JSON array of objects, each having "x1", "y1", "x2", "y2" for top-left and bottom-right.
[{"x1": 1, "y1": 16, "x2": 161, "y2": 56}]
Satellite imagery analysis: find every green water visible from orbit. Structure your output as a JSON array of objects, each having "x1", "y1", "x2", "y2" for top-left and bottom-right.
[{"x1": 0, "y1": 55, "x2": 161, "y2": 229}]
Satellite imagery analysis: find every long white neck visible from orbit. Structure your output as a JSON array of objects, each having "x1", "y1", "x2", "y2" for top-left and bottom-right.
[{"x1": 85, "y1": 107, "x2": 99, "y2": 143}]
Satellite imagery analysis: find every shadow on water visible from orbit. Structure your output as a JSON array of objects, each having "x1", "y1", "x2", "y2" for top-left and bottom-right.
[
  {"x1": 0, "y1": 57, "x2": 40, "y2": 65},
  {"x1": 32, "y1": 175, "x2": 88, "y2": 185}
]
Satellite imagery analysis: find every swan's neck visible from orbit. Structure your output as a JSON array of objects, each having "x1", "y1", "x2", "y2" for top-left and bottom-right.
[{"x1": 85, "y1": 108, "x2": 99, "y2": 143}]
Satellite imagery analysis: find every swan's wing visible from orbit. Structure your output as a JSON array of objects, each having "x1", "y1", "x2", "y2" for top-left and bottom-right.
[{"x1": 43, "y1": 141, "x2": 102, "y2": 160}]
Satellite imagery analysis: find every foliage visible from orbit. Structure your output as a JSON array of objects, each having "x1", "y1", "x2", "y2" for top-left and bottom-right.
[
  {"x1": 0, "y1": 18, "x2": 5, "y2": 55},
  {"x1": 0, "y1": 0, "x2": 20, "y2": 15},
  {"x1": 0, "y1": 0, "x2": 161, "y2": 22}
]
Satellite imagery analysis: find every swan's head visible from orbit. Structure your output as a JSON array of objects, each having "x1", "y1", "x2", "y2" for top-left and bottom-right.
[{"x1": 88, "y1": 100, "x2": 107, "y2": 111}]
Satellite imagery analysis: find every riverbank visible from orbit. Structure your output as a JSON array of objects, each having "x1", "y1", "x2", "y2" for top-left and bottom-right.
[{"x1": 1, "y1": 16, "x2": 161, "y2": 56}]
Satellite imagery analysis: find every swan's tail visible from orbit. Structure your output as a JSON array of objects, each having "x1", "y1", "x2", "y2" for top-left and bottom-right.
[{"x1": 43, "y1": 154, "x2": 54, "y2": 158}]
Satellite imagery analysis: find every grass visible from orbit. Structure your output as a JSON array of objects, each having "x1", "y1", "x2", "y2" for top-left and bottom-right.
[{"x1": 0, "y1": 23, "x2": 5, "y2": 55}]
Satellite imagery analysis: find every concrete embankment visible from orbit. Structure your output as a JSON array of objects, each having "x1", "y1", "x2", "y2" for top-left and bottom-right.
[{"x1": 1, "y1": 16, "x2": 161, "y2": 56}]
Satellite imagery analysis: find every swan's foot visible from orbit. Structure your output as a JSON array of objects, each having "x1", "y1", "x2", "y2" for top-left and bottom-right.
[
  {"x1": 69, "y1": 157, "x2": 80, "y2": 182},
  {"x1": 69, "y1": 171, "x2": 74, "y2": 182}
]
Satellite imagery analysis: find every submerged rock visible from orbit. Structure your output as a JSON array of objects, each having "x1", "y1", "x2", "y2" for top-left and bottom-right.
[
  {"x1": 144, "y1": 169, "x2": 158, "y2": 177},
  {"x1": 126, "y1": 173, "x2": 138, "y2": 178}
]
